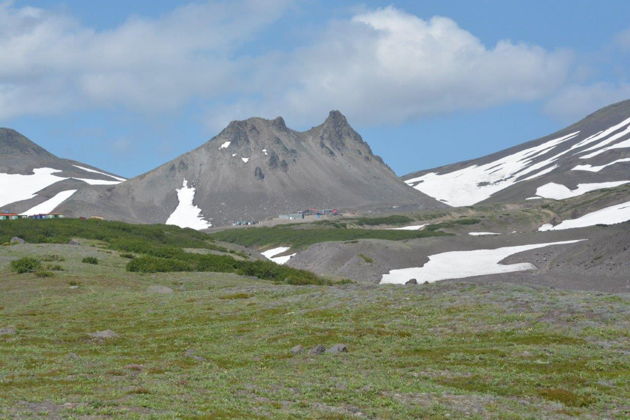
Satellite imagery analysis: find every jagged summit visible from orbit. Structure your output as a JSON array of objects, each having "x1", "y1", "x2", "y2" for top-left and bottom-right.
[{"x1": 58, "y1": 111, "x2": 443, "y2": 227}]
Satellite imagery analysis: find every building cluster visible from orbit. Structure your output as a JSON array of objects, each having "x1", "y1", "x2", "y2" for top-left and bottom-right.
[
  {"x1": 279, "y1": 208, "x2": 340, "y2": 220},
  {"x1": 232, "y1": 220, "x2": 259, "y2": 226},
  {"x1": 0, "y1": 212, "x2": 65, "y2": 221}
]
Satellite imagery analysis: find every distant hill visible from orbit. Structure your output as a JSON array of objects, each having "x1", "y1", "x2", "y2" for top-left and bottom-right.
[
  {"x1": 57, "y1": 111, "x2": 443, "y2": 227},
  {"x1": 0, "y1": 128, "x2": 125, "y2": 215},
  {"x1": 403, "y1": 100, "x2": 630, "y2": 206}
]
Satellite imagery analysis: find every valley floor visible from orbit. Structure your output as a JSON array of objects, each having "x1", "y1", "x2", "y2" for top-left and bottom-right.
[{"x1": 1, "y1": 243, "x2": 629, "y2": 419}]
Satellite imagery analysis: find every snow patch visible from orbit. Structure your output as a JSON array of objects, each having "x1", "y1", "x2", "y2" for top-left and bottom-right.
[
  {"x1": 405, "y1": 132, "x2": 579, "y2": 206},
  {"x1": 165, "y1": 179, "x2": 212, "y2": 230},
  {"x1": 261, "y1": 246, "x2": 296, "y2": 265},
  {"x1": 22, "y1": 190, "x2": 77, "y2": 216},
  {"x1": 219, "y1": 141, "x2": 231, "y2": 150},
  {"x1": 262, "y1": 148, "x2": 268, "y2": 156},
  {"x1": 380, "y1": 240, "x2": 585, "y2": 284},
  {"x1": 389, "y1": 224, "x2": 426, "y2": 231},
  {"x1": 538, "y1": 201, "x2": 630, "y2": 231},
  {"x1": 73, "y1": 165, "x2": 126, "y2": 182},
  {"x1": 241, "y1": 157, "x2": 250, "y2": 163},
  {"x1": 536, "y1": 181, "x2": 630, "y2": 200},
  {"x1": 72, "y1": 178, "x2": 121, "y2": 186},
  {"x1": 572, "y1": 158, "x2": 630, "y2": 173},
  {"x1": 468, "y1": 232, "x2": 500, "y2": 236},
  {"x1": 580, "y1": 138, "x2": 630, "y2": 159},
  {"x1": 0, "y1": 168, "x2": 67, "y2": 208}
]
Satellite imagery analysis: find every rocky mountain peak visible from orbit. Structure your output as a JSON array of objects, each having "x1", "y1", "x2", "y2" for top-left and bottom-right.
[
  {"x1": 0, "y1": 128, "x2": 54, "y2": 157},
  {"x1": 318, "y1": 110, "x2": 369, "y2": 154}
]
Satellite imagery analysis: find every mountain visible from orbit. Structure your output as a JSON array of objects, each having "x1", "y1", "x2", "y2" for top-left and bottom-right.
[
  {"x1": 403, "y1": 100, "x2": 630, "y2": 206},
  {"x1": 0, "y1": 128, "x2": 126, "y2": 215},
  {"x1": 58, "y1": 111, "x2": 443, "y2": 227}
]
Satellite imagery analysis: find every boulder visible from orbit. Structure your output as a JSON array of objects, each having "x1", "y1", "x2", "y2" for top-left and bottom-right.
[
  {"x1": 290, "y1": 345, "x2": 304, "y2": 355},
  {"x1": 0, "y1": 327, "x2": 16, "y2": 336},
  {"x1": 326, "y1": 344, "x2": 348, "y2": 354},
  {"x1": 10, "y1": 237, "x2": 25, "y2": 245},
  {"x1": 89, "y1": 330, "x2": 118, "y2": 339},
  {"x1": 309, "y1": 345, "x2": 326, "y2": 355},
  {"x1": 147, "y1": 285, "x2": 174, "y2": 294},
  {"x1": 405, "y1": 279, "x2": 418, "y2": 285}
]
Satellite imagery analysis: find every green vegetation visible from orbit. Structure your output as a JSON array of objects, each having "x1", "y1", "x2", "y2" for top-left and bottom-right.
[
  {"x1": 354, "y1": 215, "x2": 414, "y2": 226},
  {"x1": 425, "y1": 217, "x2": 482, "y2": 231},
  {"x1": 211, "y1": 225, "x2": 449, "y2": 249},
  {"x1": 358, "y1": 253, "x2": 374, "y2": 263},
  {"x1": 81, "y1": 256, "x2": 99, "y2": 265},
  {"x1": 0, "y1": 241, "x2": 627, "y2": 418},
  {"x1": 0, "y1": 219, "x2": 329, "y2": 285},
  {"x1": 10, "y1": 257, "x2": 41, "y2": 274}
]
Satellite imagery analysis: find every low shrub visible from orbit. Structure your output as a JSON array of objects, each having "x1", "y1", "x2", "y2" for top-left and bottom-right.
[
  {"x1": 10, "y1": 257, "x2": 41, "y2": 274},
  {"x1": 41, "y1": 254, "x2": 65, "y2": 262},
  {"x1": 35, "y1": 271, "x2": 54, "y2": 278},
  {"x1": 82, "y1": 257, "x2": 99, "y2": 265}
]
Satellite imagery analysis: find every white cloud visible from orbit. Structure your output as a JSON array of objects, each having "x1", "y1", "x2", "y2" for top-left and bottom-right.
[
  {"x1": 0, "y1": 3, "x2": 570, "y2": 128},
  {"x1": 0, "y1": 0, "x2": 292, "y2": 119},
  {"x1": 544, "y1": 82, "x2": 630, "y2": 122},
  {"x1": 208, "y1": 7, "x2": 571, "y2": 128}
]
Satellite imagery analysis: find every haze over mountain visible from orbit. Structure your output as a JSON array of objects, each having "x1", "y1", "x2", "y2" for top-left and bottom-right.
[
  {"x1": 403, "y1": 100, "x2": 630, "y2": 206},
  {"x1": 0, "y1": 128, "x2": 126, "y2": 215},
  {"x1": 56, "y1": 111, "x2": 443, "y2": 227}
]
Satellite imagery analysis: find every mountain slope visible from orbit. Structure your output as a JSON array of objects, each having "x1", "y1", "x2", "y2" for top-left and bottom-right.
[
  {"x1": 403, "y1": 100, "x2": 630, "y2": 206},
  {"x1": 59, "y1": 111, "x2": 444, "y2": 227},
  {"x1": 0, "y1": 128, "x2": 126, "y2": 214}
]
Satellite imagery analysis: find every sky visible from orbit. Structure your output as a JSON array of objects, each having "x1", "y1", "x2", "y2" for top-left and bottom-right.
[{"x1": 1, "y1": 0, "x2": 630, "y2": 178}]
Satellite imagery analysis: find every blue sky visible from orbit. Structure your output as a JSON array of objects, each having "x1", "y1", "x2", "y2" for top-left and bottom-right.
[{"x1": 2, "y1": 0, "x2": 630, "y2": 177}]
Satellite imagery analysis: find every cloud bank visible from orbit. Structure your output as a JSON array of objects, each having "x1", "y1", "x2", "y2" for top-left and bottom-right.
[{"x1": 0, "y1": 2, "x2": 575, "y2": 127}]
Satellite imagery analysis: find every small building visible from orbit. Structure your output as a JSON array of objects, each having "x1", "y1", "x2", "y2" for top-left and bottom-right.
[
  {"x1": 279, "y1": 213, "x2": 304, "y2": 220},
  {"x1": 0, "y1": 213, "x2": 19, "y2": 221}
]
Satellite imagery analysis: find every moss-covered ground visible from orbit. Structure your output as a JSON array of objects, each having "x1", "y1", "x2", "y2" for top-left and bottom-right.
[{"x1": 1, "y1": 241, "x2": 628, "y2": 418}]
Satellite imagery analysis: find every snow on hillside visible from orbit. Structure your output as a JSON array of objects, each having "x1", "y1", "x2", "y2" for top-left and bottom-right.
[
  {"x1": 572, "y1": 158, "x2": 630, "y2": 173},
  {"x1": 261, "y1": 247, "x2": 296, "y2": 265},
  {"x1": 73, "y1": 165, "x2": 126, "y2": 182},
  {"x1": 406, "y1": 111, "x2": 630, "y2": 206},
  {"x1": 389, "y1": 225, "x2": 426, "y2": 231},
  {"x1": 405, "y1": 132, "x2": 579, "y2": 206},
  {"x1": 380, "y1": 240, "x2": 584, "y2": 284},
  {"x1": 0, "y1": 168, "x2": 67, "y2": 208},
  {"x1": 534, "y1": 181, "x2": 630, "y2": 200},
  {"x1": 22, "y1": 190, "x2": 77, "y2": 216},
  {"x1": 539, "y1": 201, "x2": 630, "y2": 231},
  {"x1": 165, "y1": 179, "x2": 212, "y2": 230}
]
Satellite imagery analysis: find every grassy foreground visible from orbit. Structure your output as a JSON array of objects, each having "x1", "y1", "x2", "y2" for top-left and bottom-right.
[{"x1": 1, "y1": 242, "x2": 629, "y2": 418}]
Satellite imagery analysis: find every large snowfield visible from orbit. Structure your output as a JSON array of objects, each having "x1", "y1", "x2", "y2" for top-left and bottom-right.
[
  {"x1": 165, "y1": 179, "x2": 212, "y2": 230},
  {"x1": 0, "y1": 168, "x2": 67, "y2": 208},
  {"x1": 404, "y1": 132, "x2": 580, "y2": 206},
  {"x1": 380, "y1": 240, "x2": 584, "y2": 284},
  {"x1": 405, "y1": 114, "x2": 630, "y2": 207},
  {"x1": 0, "y1": 166, "x2": 125, "y2": 211}
]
